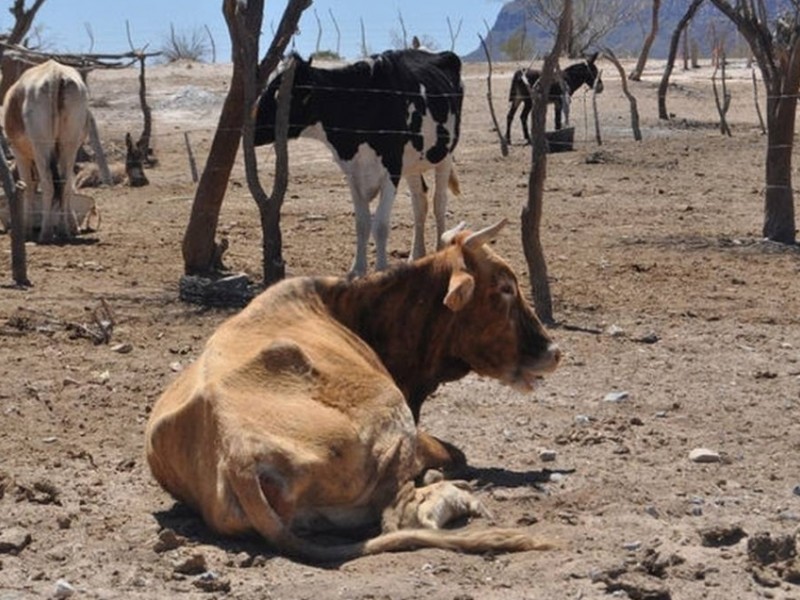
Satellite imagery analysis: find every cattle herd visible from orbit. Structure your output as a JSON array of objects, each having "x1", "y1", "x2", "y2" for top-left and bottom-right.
[{"x1": 3, "y1": 48, "x2": 567, "y2": 562}]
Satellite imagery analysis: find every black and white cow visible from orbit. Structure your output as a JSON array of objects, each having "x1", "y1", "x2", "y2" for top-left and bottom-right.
[{"x1": 254, "y1": 49, "x2": 463, "y2": 277}]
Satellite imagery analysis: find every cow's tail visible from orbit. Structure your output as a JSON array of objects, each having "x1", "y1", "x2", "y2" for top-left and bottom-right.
[
  {"x1": 48, "y1": 76, "x2": 70, "y2": 208},
  {"x1": 49, "y1": 147, "x2": 63, "y2": 207},
  {"x1": 448, "y1": 165, "x2": 460, "y2": 196},
  {"x1": 231, "y1": 470, "x2": 551, "y2": 564},
  {"x1": 278, "y1": 527, "x2": 553, "y2": 564}
]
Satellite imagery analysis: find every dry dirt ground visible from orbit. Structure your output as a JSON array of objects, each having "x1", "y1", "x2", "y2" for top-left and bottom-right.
[{"x1": 1, "y1": 56, "x2": 799, "y2": 600}]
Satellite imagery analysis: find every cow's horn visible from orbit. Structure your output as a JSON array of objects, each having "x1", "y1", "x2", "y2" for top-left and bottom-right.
[
  {"x1": 441, "y1": 221, "x2": 467, "y2": 245},
  {"x1": 464, "y1": 219, "x2": 508, "y2": 249}
]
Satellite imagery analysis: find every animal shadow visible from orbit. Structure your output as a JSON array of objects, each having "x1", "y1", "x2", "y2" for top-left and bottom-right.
[{"x1": 462, "y1": 465, "x2": 575, "y2": 490}]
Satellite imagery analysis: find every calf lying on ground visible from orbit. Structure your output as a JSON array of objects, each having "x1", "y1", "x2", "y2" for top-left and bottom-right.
[
  {"x1": 145, "y1": 219, "x2": 561, "y2": 563},
  {"x1": 75, "y1": 133, "x2": 148, "y2": 188}
]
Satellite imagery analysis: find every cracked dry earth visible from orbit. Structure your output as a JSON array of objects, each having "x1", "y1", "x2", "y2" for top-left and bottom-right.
[{"x1": 1, "y1": 57, "x2": 799, "y2": 599}]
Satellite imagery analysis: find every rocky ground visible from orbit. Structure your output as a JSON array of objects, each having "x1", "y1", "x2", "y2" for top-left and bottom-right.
[{"x1": 0, "y1": 56, "x2": 799, "y2": 599}]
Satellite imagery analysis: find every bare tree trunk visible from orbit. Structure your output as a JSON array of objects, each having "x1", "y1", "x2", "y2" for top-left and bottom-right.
[
  {"x1": 313, "y1": 9, "x2": 322, "y2": 55},
  {"x1": 710, "y1": 0, "x2": 798, "y2": 244},
  {"x1": 521, "y1": 0, "x2": 571, "y2": 324},
  {"x1": 447, "y1": 17, "x2": 462, "y2": 52},
  {"x1": 592, "y1": 69, "x2": 602, "y2": 145},
  {"x1": 604, "y1": 48, "x2": 641, "y2": 141},
  {"x1": 181, "y1": 0, "x2": 308, "y2": 276},
  {"x1": 479, "y1": 34, "x2": 508, "y2": 157},
  {"x1": 234, "y1": 0, "x2": 297, "y2": 286},
  {"x1": 629, "y1": 0, "x2": 660, "y2": 82},
  {"x1": 711, "y1": 57, "x2": 732, "y2": 136},
  {"x1": 763, "y1": 85, "x2": 797, "y2": 242},
  {"x1": 183, "y1": 132, "x2": 198, "y2": 183},
  {"x1": 751, "y1": 67, "x2": 765, "y2": 134},
  {"x1": 5, "y1": 0, "x2": 47, "y2": 46},
  {"x1": 204, "y1": 24, "x2": 217, "y2": 63},
  {"x1": 328, "y1": 9, "x2": 341, "y2": 57},
  {"x1": 135, "y1": 54, "x2": 154, "y2": 163},
  {"x1": 0, "y1": 132, "x2": 28, "y2": 286},
  {"x1": 658, "y1": 0, "x2": 703, "y2": 120}
]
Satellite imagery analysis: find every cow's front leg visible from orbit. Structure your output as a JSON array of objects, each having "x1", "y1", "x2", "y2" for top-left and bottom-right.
[
  {"x1": 372, "y1": 179, "x2": 397, "y2": 271},
  {"x1": 520, "y1": 101, "x2": 532, "y2": 144},
  {"x1": 406, "y1": 174, "x2": 428, "y2": 261},
  {"x1": 415, "y1": 430, "x2": 466, "y2": 474},
  {"x1": 348, "y1": 195, "x2": 372, "y2": 279},
  {"x1": 384, "y1": 480, "x2": 489, "y2": 532}
]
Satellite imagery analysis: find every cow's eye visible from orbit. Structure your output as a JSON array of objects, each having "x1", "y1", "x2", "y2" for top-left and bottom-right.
[{"x1": 498, "y1": 281, "x2": 515, "y2": 297}]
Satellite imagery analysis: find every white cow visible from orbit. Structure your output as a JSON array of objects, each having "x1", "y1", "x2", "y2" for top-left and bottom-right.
[{"x1": 3, "y1": 60, "x2": 89, "y2": 243}]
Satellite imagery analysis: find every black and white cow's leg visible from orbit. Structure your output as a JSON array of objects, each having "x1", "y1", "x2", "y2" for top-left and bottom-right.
[
  {"x1": 520, "y1": 100, "x2": 533, "y2": 144},
  {"x1": 372, "y1": 179, "x2": 398, "y2": 271},
  {"x1": 406, "y1": 173, "x2": 428, "y2": 261},
  {"x1": 349, "y1": 198, "x2": 372, "y2": 278},
  {"x1": 553, "y1": 98, "x2": 563, "y2": 130},
  {"x1": 505, "y1": 98, "x2": 520, "y2": 144}
]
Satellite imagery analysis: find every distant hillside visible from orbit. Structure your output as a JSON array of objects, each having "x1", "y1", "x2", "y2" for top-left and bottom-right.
[{"x1": 463, "y1": 1, "x2": 748, "y2": 62}]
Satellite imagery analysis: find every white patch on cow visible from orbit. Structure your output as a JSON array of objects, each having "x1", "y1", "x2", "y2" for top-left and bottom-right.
[{"x1": 299, "y1": 122, "x2": 395, "y2": 276}]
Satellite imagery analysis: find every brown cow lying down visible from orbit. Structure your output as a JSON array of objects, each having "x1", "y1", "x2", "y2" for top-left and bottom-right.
[{"x1": 145, "y1": 219, "x2": 561, "y2": 563}]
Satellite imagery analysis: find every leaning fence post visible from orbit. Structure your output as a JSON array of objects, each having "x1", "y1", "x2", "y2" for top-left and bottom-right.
[
  {"x1": 184, "y1": 132, "x2": 198, "y2": 183},
  {"x1": 0, "y1": 132, "x2": 29, "y2": 286}
]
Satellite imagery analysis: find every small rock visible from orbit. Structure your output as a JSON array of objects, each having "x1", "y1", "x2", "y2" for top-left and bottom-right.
[
  {"x1": 0, "y1": 528, "x2": 32, "y2": 554},
  {"x1": 747, "y1": 532, "x2": 796, "y2": 566},
  {"x1": 154, "y1": 528, "x2": 186, "y2": 553},
  {"x1": 689, "y1": 448, "x2": 720, "y2": 463},
  {"x1": 62, "y1": 377, "x2": 81, "y2": 387},
  {"x1": 606, "y1": 324, "x2": 625, "y2": 337},
  {"x1": 53, "y1": 579, "x2": 75, "y2": 599},
  {"x1": 574, "y1": 414, "x2": 592, "y2": 425},
  {"x1": 193, "y1": 571, "x2": 231, "y2": 593},
  {"x1": 111, "y1": 342, "x2": 133, "y2": 354},
  {"x1": 538, "y1": 449, "x2": 557, "y2": 462},
  {"x1": 170, "y1": 361, "x2": 183, "y2": 373},
  {"x1": 174, "y1": 553, "x2": 207, "y2": 575},
  {"x1": 635, "y1": 332, "x2": 660, "y2": 344},
  {"x1": 792, "y1": 484, "x2": 800, "y2": 497},
  {"x1": 623, "y1": 540, "x2": 642, "y2": 551},
  {"x1": 699, "y1": 524, "x2": 746, "y2": 547},
  {"x1": 604, "y1": 391, "x2": 630, "y2": 403},
  {"x1": 94, "y1": 370, "x2": 111, "y2": 384}
]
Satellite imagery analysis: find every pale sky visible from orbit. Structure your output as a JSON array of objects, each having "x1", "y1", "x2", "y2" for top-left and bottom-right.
[{"x1": 23, "y1": 0, "x2": 507, "y2": 62}]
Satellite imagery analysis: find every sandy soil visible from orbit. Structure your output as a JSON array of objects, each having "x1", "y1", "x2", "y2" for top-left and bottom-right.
[{"x1": 1, "y1": 56, "x2": 799, "y2": 599}]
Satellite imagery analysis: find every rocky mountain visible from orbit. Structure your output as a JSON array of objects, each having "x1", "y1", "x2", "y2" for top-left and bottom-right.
[{"x1": 462, "y1": 0, "x2": 748, "y2": 62}]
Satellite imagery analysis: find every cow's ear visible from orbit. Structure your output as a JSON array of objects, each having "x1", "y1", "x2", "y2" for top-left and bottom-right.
[{"x1": 443, "y1": 270, "x2": 475, "y2": 312}]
